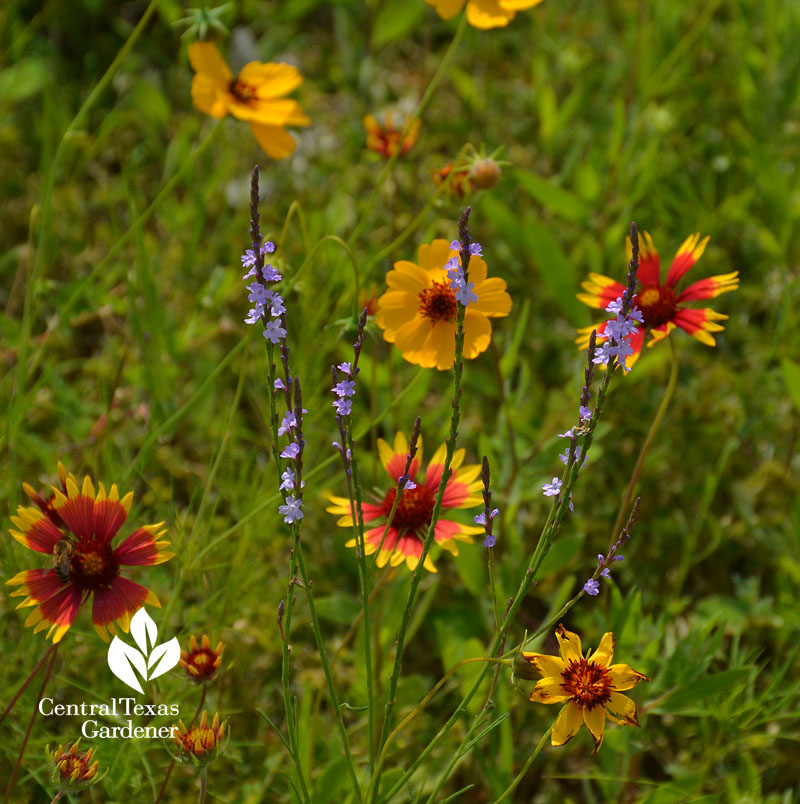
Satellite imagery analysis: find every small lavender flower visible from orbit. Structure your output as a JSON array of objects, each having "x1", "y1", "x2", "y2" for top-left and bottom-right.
[
  {"x1": 279, "y1": 469, "x2": 305, "y2": 491},
  {"x1": 398, "y1": 476, "x2": 416, "y2": 490},
  {"x1": 559, "y1": 445, "x2": 582, "y2": 465},
  {"x1": 333, "y1": 380, "x2": 356, "y2": 398},
  {"x1": 278, "y1": 411, "x2": 297, "y2": 437},
  {"x1": 557, "y1": 428, "x2": 574, "y2": 439},
  {"x1": 270, "y1": 293, "x2": 286, "y2": 317},
  {"x1": 274, "y1": 378, "x2": 285, "y2": 390},
  {"x1": 474, "y1": 508, "x2": 499, "y2": 527},
  {"x1": 455, "y1": 281, "x2": 478, "y2": 306},
  {"x1": 333, "y1": 397, "x2": 353, "y2": 416},
  {"x1": 279, "y1": 495, "x2": 303, "y2": 524},
  {"x1": 449, "y1": 240, "x2": 482, "y2": 256},
  {"x1": 542, "y1": 477, "x2": 562, "y2": 497},
  {"x1": 264, "y1": 320, "x2": 287, "y2": 344},
  {"x1": 281, "y1": 442, "x2": 301, "y2": 460},
  {"x1": 579, "y1": 405, "x2": 592, "y2": 421},
  {"x1": 337, "y1": 362, "x2": 352, "y2": 374},
  {"x1": 583, "y1": 579, "x2": 600, "y2": 596}
]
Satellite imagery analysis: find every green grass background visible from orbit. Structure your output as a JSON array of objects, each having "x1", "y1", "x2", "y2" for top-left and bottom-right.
[{"x1": 2, "y1": 0, "x2": 800, "y2": 801}]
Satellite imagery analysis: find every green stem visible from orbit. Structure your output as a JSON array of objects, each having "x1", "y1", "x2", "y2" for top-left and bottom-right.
[
  {"x1": 197, "y1": 768, "x2": 207, "y2": 804},
  {"x1": 608, "y1": 337, "x2": 679, "y2": 544},
  {"x1": 0, "y1": 643, "x2": 56, "y2": 725},
  {"x1": 493, "y1": 726, "x2": 552, "y2": 803}
]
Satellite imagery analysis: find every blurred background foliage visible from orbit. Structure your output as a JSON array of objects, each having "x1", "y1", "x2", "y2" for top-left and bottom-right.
[{"x1": 1, "y1": 0, "x2": 800, "y2": 801}]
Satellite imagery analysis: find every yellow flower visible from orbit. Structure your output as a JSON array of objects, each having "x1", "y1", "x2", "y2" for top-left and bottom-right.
[
  {"x1": 188, "y1": 41, "x2": 310, "y2": 159},
  {"x1": 523, "y1": 624, "x2": 649, "y2": 753},
  {"x1": 376, "y1": 239, "x2": 511, "y2": 370},
  {"x1": 426, "y1": 0, "x2": 544, "y2": 29}
]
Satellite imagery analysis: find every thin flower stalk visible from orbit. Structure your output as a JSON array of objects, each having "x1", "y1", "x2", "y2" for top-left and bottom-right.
[
  {"x1": 493, "y1": 727, "x2": 553, "y2": 803},
  {"x1": 371, "y1": 206, "x2": 475, "y2": 802},
  {"x1": 384, "y1": 223, "x2": 641, "y2": 803}
]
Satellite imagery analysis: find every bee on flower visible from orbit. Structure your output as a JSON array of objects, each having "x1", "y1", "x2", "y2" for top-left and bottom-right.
[
  {"x1": 376, "y1": 239, "x2": 511, "y2": 370},
  {"x1": 577, "y1": 232, "x2": 739, "y2": 368},
  {"x1": 6, "y1": 465, "x2": 173, "y2": 643},
  {"x1": 188, "y1": 41, "x2": 310, "y2": 158},
  {"x1": 522, "y1": 624, "x2": 649, "y2": 753},
  {"x1": 327, "y1": 432, "x2": 485, "y2": 572},
  {"x1": 426, "y1": 0, "x2": 544, "y2": 30},
  {"x1": 363, "y1": 110, "x2": 420, "y2": 159}
]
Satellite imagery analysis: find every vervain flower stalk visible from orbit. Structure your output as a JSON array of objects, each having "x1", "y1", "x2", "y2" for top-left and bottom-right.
[
  {"x1": 382, "y1": 223, "x2": 643, "y2": 803},
  {"x1": 244, "y1": 166, "x2": 359, "y2": 802},
  {"x1": 370, "y1": 206, "x2": 477, "y2": 802},
  {"x1": 584, "y1": 497, "x2": 639, "y2": 596}
]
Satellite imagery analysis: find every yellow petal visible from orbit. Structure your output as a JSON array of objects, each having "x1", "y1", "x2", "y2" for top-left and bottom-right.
[
  {"x1": 421, "y1": 320, "x2": 456, "y2": 371},
  {"x1": 462, "y1": 310, "x2": 492, "y2": 360},
  {"x1": 555, "y1": 623, "x2": 582, "y2": 663},
  {"x1": 417, "y1": 240, "x2": 455, "y2": 274},
  {"x1": 551, "y1": 700, "x2": 583, "y2": 746},
  {"x1": 470, "y1": 277, "x2": 512, "y2": 317},
  {"x1": 466, "y1": 0, "x2": 515, "y2": 28},
  {"x1": 249, "y1": 122, "x2": 297, "y2": 160},
  {"x1": 603, "y1": 691, "x2": 640, "y2": 727},
  {"x1": 188, "y1": 42, "x2": 232, "y2": 84},
  {"x1": 588, "y1": 632, "x2": 615, "y2": 667},
  {"x1": 238, "y1": 62, "x2": 303, "y2": 97},
  {"x1": 582, "y1": 706, "x2": 606, "y2": 753},
  {"x1": 425, "y1": 0, "x2": 466, "y2": 19},
  {"x1": 388, "y1": 262, "x2": 430, "y2": 293},
  {"x1": 529, "y1": 676, "x2": 569, "y2": 705},
  {"x1": 376, "y1": 292, "x2": 419, "y2": 338},
  {"x1": 521, "y1": 652, "x2": 566, "y2": 679},
  {"x1": 608, "y1": 664, "x2": 649, "y2": 691}
]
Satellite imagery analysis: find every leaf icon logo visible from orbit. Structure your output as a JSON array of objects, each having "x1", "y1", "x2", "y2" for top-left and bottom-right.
[{"x1": 107, "y1": 608, "x2": 180, "y2": 693}]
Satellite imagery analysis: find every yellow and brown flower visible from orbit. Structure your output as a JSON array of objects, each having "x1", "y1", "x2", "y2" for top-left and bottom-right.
[
  {"x1": 181, "y1": 634, "x2": 224, "y2": 684},
  {"x1": 426, "y1": 0, "x2": 544, "y2": 30},
  {"x1": 523, "y1": 624, "x2": 648, "y2": 753},
  {"x1": 188, "y1": 41, "x2": 310, "y2": 159},
  {"x1": 327, "y1": 432, "x2": 484, "y2": 572},
  {"x1": 172, "y1": 711, "x2": 228, "y2": 767},
  {"x1": 7, "y1": 467, "x2": 173, "y2": 643},
  {"x1": 48, "y1": 741, "x2": 101, "y2": 793}
]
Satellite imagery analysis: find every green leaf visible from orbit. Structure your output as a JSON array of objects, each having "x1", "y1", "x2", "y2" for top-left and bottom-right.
[
  {"x1": 314, "y1": 594, "x2": 361, "y2": 625},
  {"x1": 657, "y1": 668, "x2": 752, "y2": 714},
  {"x1": 371, "y1": 0, "x2": 426, "y2": 48},
  {"x1": 515, "y1": 169, "x2": 588, "y2": 223},
  {"x1": 781, "y1": 358, "x2": 800, "y2": 414},
  {"x1": 537, "y1": 533, "x2": 583, "y2": 578}
]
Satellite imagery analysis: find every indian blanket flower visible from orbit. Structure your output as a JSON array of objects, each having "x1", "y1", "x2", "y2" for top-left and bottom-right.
[
  {"x1": 172, "y1": 711, "x2": 228, "y2": 767},
  {"x1": 363, "y1": 110, "x2": 420, "y2": 159},
  {"x1": 7, "y1": 468, "x2": 173, "y2": 643},
  {"x1": 326, "y1": 432, "x2": 485, "y2": 572},
  {"x1": 577, "y1": 232, "x2": 739, "y2": 369},
  {"x1": 188, "y1": 41, "x2": 310, "y2": 159},
  {"x1": 376, "y1": 239, "x2": 511, "y2": 370},
  {"x1": 434, "y1": 161, "x2": 474, "y2": 199},
  {"x1": 426, "y1": 0, "x2": 544, "y2": 29},
  {"x1": 48, "y1": 741, "x2": 101, "y2": 794},
  {"x1": 523, "y1": 624, "x2": 649, "y2": 753},
  {"x1": 181, "y1": 634, "x2": 224, "y2": 685}
]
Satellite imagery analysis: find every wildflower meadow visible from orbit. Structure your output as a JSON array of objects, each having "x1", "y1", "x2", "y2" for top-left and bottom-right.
[{"x1": 2, "y1": 1, "x2": 800, "y2": 802}]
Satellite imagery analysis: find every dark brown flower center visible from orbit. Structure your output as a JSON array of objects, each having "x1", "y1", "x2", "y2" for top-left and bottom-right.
[
  {"x1": 561, "y1": 659, "x2": 613, "y2": 710},
  {"x1": 229, "y1": 78, "x2": 258, "y2": 104},
  {"x1": 634, "y1": 284, "x2": 676, "y2": 328},
  {"x1": 68, "y1": 539, "x2": 119, "y2": 589},
  {"x1": 381, "y1": 485, "x2": 436, "y2": 533},
  {"x1": 418, "y1": 281, "x2": 458, "y2": 323}
]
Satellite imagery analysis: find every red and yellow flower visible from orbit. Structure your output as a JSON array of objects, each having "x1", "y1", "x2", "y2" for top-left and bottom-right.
[
  {"x1": 326, "y1": 432, "x2": 484, "y2": 572},
  {"x1": 48, "y1": 741, "x2": 101, "y2": 793},
  {"x1": 433, "y1": 161, "x2": 475, "y2": 199},
  {"x1": 188, "y1": 41, "x2": 310, "y2": 159},
  {"x1": 363, "y1": 111, "x2": 420, "y2": 159},
  {"x1": 577, "y1": 232, "x2": 738, "y2": 368},
  {"x1": 181, "y1": 634, "x2": 224, "y2": 684},
  {"x1": 6, "y1": 465, "x2": 173, "y2": 643},
  {"x1": 523, "y1": 624, "x2": 648, "y2": 753},
  {"x1": 426, "y1": 0, "x2": 544, "y2": 29},
  {"x1": 376, "y1": 239, "x2": 512, "y2": 370},
  {"x1": 172, "y1": 711, "x2": 228, "y2": 767}
]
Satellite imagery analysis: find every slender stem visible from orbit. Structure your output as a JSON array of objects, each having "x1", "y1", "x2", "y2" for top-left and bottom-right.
[
  {"x1": 4, "y1": 643, "x2": 58, "y2": 802},
  {"x1": 609, "y1": 337, "x2": 679, "y2": 544},
  {"x1": 493, "y1": 726, "x2": 552, "y2": 803},
  {"x1": 197, "y1": 768, "x2": 207, "y2": 804},
  {"x1": 48, "y1": 794, "x2": 63, "y2": 804},
  {"x1": 0, "y1": 643, "x2": 56, "y2": 725}
]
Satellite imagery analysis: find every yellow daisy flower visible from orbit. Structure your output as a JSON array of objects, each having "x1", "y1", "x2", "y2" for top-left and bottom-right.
[
  {"x1": 188, "y1": 41, "x2": 310, "y2": 159},
  {"x1": 426, "y1": 0, "x2": 544, "y2": 30},
  {"x1": 375, "y1": 239, "x2": 512, "y2": 370},
  {"x1": 523, "y1": 624, "x2": 649, "y2": 753}
]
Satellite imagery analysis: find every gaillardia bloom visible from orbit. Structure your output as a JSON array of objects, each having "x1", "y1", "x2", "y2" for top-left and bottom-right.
[
  {"x1": 523, "y1": 624, "x2": 648, "y2": 753},
  {"x1": 376, "y1": 239, "x2": 511, "y2": 370},
  {"x1": 188, "y1": 41, "x2": 310, "y2": 159},
  {"x1": 181, "y1": 634, "x2": 224, "y2": 684},
  {"x1": 326, "y1": 432, "x2": 484, "y2": 572},
  {"x1": 426, "y1": 0, "x2": 543, "y2": 29},
  {"x1": 577, "y1": 232, "x2": 738, "y2": 368},
  {"x1": 7, "y1": 467, "x2": 173, "y2": 643},
  {"x1": 48, "y1": 741, "x2": 101, "y2": 794},
  {"x1": 363, "y1": 111, "x2": 420, "y2": 159},
  {"x1": 172, "y1": 712, "x2": 228, "y2": 767}
]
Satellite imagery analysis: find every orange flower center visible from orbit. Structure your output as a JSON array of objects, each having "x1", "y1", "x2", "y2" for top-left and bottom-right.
[
  {"x1": 634, "y1": 284, "x2": 676, "y2": 328},
  {"x1": 179, "y1": 726, "x2": 219, "y2": 756},
  {"x1": 381, "y1": 484, "x2": 436, "y2": 533},
  {"x1": 229, "y1": 78, "x2": 258, "y2": 104},
  {"x1": 56, "y1": 754, "x2": 88, "y2": 780},
  {"x1": 560, "y1": 659, "x2": 613, "y2": 710},
  {"x1": 68, "y1": 540, "x2": 119, "y2": 589},
  {"x1": 418, "y1": 281, "x2": 458, "y2": 324}
]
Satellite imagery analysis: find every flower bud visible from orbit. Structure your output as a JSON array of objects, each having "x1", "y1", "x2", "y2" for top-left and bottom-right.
[
  {"x1": 171, "y1": 711, "x2": 228, "y2": 767},
  {"x1": 180, "y1": 634, "x2": 224, "y2": 685},
  {"x1": 469, "y1": 157, "x2": 501, "y2": 189},
  {"x1": 48, "y1": 741, "x2": 101, "y2": 793}
]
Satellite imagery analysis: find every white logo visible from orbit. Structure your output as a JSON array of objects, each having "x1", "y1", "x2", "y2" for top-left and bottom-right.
[{"x1": 107, "y1": 608, "x2": 180, "y2": 694}]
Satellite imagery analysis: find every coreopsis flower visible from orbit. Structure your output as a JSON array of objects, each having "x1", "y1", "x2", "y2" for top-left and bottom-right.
[
  {"x1": 172, "y1": 711, "x2": 228, "y2": 767},
  {"x1": 188, "y1": 41, "x2": 310, "y2": 159},
  {"x1": 523, "y1": 624, "x2": 648, "y2": 753},
  {"x1": 433, "y1": 162, "x2": 474, "y2": 199},
  {"x1": 326, "y1": 432, "x2": 484, "y2": 572},
  {"x1": 7, "y1": 468, "x2": 173, "y2": 643},
  {"x1": 363, "y1": 111, "x2": 420, "y2": 159},
  {"x1": 376, "y1": 239, "x2": 511, "y2": 370},
  {"x1": 426, "y1": 0, "x2": 544, "y2": 30},
  {"x1": 577, "y1": 232, "x2": 739, "y2": 368},
  {"x1": 48, "y1": 741, "x2": 102, "y2": 793},
  {"x1": 181, "y1": 635, "x2": 224, "y2": 684}
]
